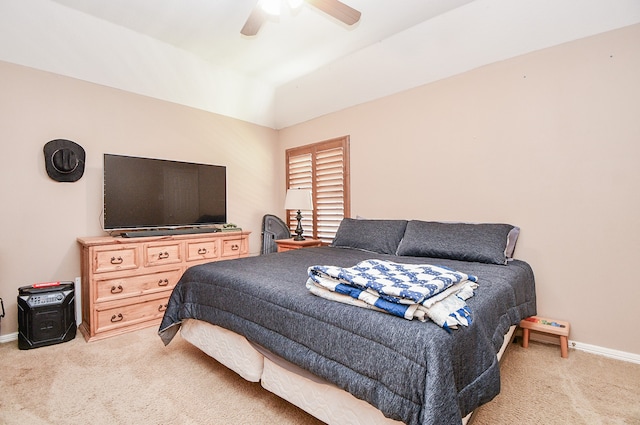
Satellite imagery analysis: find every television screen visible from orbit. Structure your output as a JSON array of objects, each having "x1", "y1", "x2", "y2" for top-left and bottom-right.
[{"x1": 103, "y1": 154, "x2": 226, "y2": 231}]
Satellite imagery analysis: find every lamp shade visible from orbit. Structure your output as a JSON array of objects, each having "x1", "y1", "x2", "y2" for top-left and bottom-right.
[{"x1": 284, "y1": 188, "x2": 313, "y2": 211}]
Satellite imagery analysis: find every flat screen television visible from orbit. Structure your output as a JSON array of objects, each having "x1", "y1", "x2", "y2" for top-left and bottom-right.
[{"x1": 103, "y1": 154, "x2": 227, "y2": 234}]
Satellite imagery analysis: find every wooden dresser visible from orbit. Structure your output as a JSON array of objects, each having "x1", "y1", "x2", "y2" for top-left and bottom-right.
[{"x1": 77, "y1": 231, "x2": 250, "y2": 342}]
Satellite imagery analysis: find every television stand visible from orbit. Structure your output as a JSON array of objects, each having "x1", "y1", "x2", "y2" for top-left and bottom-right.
[{"x1": 121, "y1": 227, "x2": 220, "y2": 238}]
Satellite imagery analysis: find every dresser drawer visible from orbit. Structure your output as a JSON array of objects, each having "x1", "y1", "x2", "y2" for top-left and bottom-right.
[
  {"x1": 95, "y1": 294, "x2": 169, "y2": 334},
  {"x1": 95, "y1": 268, "x2": 182, "y2": 303},
  {"x1": 186, "y1": 239, "x2": 220, "y2": 262},
  {"x1": 93, "y1": 246, "x2": 138, "y2": 274},
  {"x1": 144, "y1": 242, "x2": 182, "y2": 266},
  {"x1": 221, "y1": 237, "x2": 247, "y2": 258}
]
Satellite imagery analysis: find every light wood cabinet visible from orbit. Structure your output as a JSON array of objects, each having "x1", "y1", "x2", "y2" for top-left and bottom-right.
[{"x1": 78, "y1": 231, "x2": 250, "y2": 341}]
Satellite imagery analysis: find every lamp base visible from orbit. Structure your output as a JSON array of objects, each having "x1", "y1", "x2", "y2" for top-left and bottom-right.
[{"x1": 293, "y1": 210, "x2": 305, "y2": 241}]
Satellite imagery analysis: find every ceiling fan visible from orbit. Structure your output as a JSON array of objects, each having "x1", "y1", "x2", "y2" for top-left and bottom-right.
[{"x1": 241, "y1": 0, "x2": 361, "y2": 36}]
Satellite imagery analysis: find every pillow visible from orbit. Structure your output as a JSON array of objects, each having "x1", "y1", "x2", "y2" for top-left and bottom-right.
[
  {"x1": 505, "y1": 226, "x2": 520, "y2": 259},
  {"x1": 396, "y1": 220, "x2": 518, "y2": 265},
  {"x1": 331, "y1": 218, "x2": 408, "y2": 255}
]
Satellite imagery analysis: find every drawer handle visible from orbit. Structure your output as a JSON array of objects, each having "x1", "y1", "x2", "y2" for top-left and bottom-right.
[
  {"x1": 158, "y1": 251, "x2": 170, "y2": 259},
  {"x1": 110, "y1": 256, "x2": 124, "y2": 265},
  {"x1": 197, "y1": 248, "x2": 207, "y2": 255},
  {"x1": 231, "y1": 244, "x2": 239, "y2": 251},
  {"x1": 110, "y1": 285, "x2": 124, "y2": 294},
  {"x1": 110, "y1": 313, "x2": 124, "y2": 323},
  {"x1": 158, "y1": 279, "x2": 169, "y2": 287},
  {"x1": 158, "y1": 304, "x2": 168, "y2": 312}
]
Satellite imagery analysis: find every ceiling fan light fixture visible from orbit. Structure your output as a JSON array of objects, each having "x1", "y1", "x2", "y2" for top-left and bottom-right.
[
  {"x1": 243, "y1": 0, "x2": 361, "y2": 36},
  {"x1": 288, "y1": 0, "x2": 304, "y2": 10},
  {"x1": 260, "y1": 0, "x2": 282, "y2": 16}
]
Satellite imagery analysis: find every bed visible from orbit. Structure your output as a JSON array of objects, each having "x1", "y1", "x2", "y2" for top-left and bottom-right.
[{"x1": 159, "y1": 219, "x2": 536, "y2": 425}]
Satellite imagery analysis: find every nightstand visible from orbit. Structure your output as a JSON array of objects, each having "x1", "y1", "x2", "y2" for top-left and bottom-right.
[{"x1": 275, "y1": 238, "x2": 323, "y2": 252}]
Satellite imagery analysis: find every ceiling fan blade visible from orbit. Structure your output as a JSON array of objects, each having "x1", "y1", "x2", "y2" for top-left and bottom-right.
[
  {"x1": 306, "y1": 0, "x2": 361, "y2": 25},
  {"x1": 241, "y1": 5, "x2": 266, "y2": 36}
]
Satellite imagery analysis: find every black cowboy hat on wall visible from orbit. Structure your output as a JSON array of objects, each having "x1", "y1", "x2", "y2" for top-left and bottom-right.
[{"x1": 43, "y1": 139, "x2": 86, "y2": 182}]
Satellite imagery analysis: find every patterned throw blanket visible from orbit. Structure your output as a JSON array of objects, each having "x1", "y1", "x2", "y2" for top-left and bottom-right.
[{"x1": 306, "y1": 259, "x2": 478, "y2": 331}]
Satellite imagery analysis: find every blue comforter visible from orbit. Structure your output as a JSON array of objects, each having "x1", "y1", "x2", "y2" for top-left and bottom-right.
[{"x1": 159, "y1": 247, "x2": 536, "y2": 425}]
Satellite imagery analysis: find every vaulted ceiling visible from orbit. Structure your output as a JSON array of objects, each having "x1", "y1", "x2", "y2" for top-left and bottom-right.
[{"x1": 1, "y1": 0, "x2": 639, "y2": 129}]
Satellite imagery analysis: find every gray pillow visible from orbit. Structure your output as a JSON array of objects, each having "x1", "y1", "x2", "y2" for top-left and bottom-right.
[
  {"x1": 396, "y1": 220, "x2": 518, "y2": 265},
  {"x1": 331, "y1": 218, "x2": 408, "y2": 255}
]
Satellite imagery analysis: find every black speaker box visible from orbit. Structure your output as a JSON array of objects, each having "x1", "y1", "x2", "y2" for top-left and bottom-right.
[{"x1": 18, "y1": 282, "x2": 76, "y2": 350}]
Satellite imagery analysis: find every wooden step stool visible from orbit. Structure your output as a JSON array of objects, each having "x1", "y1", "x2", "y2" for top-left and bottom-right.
[{"x1": 519, "y1": 316, "x2": 571, "y2": 358}]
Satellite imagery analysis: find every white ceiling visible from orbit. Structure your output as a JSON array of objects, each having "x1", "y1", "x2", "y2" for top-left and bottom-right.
[
  {"x1": 1, "y1": 0, "x2": 640, "y2": 129},
  {"x1": 49, "y1": 0, "x2": 475, "y2": 86}
]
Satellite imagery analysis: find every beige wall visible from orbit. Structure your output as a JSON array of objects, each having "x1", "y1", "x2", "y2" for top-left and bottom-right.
[
  {"x1": 0, "y1": 61, "x2": 279, "y2": 336},
  {"x1": 279, "y1": 24, "x2": 640, "y2": 355},
  {"x1": 1, "y1": 24, "x2": 639, "y2": 356}
]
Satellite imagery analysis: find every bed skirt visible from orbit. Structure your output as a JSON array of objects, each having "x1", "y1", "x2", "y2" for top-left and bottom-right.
[{"x1": 180, "y1": 318, "x2": 516, "y2": 425}]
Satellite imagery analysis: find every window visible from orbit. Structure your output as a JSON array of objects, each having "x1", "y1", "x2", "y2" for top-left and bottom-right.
[{"x1": 286, "y1": 136, "x2": 350, "y2": 243}]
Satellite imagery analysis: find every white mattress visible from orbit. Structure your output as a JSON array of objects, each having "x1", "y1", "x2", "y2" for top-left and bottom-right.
[
  {"x1": 180, "y1": 319, "x2": 516, "y2": 425},
  {"x1": 180, "y1": 318, "x2": 263, "y2": 382}
]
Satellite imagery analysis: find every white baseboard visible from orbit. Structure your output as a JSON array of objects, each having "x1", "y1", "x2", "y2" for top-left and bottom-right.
[
  {"x1": 569, "y1": 340, "x2": 640, "y2": 365},
  {"x1": 526, "y1": 331, "x2": 640, "y2": 364},
  {"x1": 0, "y1": 331, "x2": 18, "y2": 344}
]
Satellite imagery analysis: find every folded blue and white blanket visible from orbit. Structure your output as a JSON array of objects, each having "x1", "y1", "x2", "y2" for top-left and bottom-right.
[{"x1": 306, "y1": 259, "x2": 478, "y2": 331}]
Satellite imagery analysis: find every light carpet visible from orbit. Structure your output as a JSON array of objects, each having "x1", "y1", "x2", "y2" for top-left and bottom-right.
[{"x1": 0, "y1": 326, "x2": 638, "y2": 425}]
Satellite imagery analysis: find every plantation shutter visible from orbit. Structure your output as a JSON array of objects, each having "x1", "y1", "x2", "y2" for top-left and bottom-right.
[
  {"x1": 287, "y1": 152, "x2": 314, "y2": 237},
  {"x1": 286, "y1": 136, "x2": 350, "y2": 244}
]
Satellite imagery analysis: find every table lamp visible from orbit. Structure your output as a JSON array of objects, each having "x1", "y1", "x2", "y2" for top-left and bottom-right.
[{"x1": 284, "y1": 188, "x2": 313, "y2": 240}]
